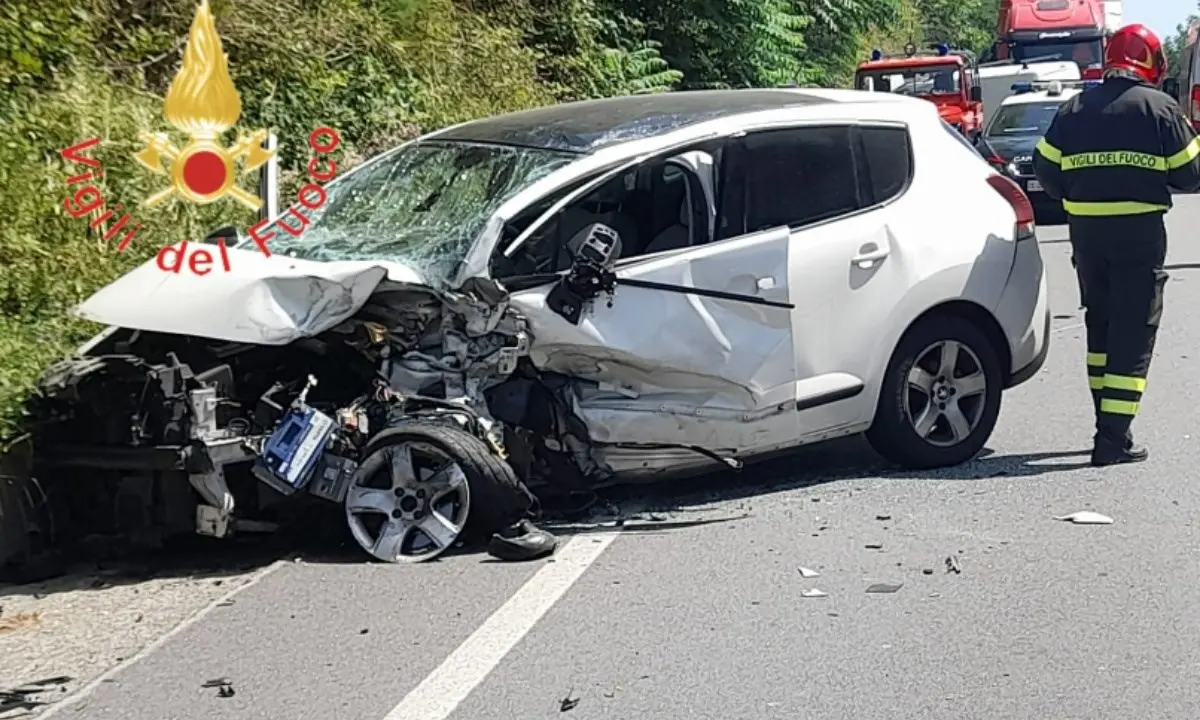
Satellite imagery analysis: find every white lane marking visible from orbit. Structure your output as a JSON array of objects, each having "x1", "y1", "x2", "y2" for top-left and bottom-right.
[
  {"x1": 382, "y1": 530, "x2": 622, "y2": 720},
  {"x1": 38, "y1": 559, "x2": 289, "y2": 718}
]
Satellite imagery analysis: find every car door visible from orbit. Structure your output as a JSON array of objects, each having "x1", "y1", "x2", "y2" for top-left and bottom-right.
[
  {"x1": 501, "y1": 147, "x2": 803, "y2": 455},
  {"x1": 723, "y1": 123, "x2": 913, "y2": 437}
]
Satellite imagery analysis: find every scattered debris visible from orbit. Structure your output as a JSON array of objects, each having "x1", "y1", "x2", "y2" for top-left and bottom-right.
[
  {"x1": 559, "y1": 688, "x2": 580, "y2": 712},
  {"x1": 865, "y1": 543, "x2": 884, "y2": 550},
  {"x1": 488, "y1": 520, "x2": 559, "y2": 562},
  {"x1": 1054, "y1": 511, "x2": 1114, "y2": 525},
  {"x1": 875, "y1": 514, "x2": 891, "y2": 521},
  {"x1": 0, "y1": 676, "x2": 72, "y2": 713},
  {"x1": 801, "y1": 588, "x2": 829, "y2": 598},
  {"x1": 866, "y1": 582, "x2": 903, "y2": 594},
  {"x1": 945, "y1": 555, "x2": 962, "y2": 574},
  {"x1": 922, "y1": 568, "x2": 934, "y2": 575},
  {"x1": 216, "y1": 600, "x2": 235, "y2": 607},
  {"x1": 202, "y1": 678, "x2": 235, "y2": 698},
  {"x1": 359, "y1": 628, "x2": 369, "y2": 635},
  {"x1": 797, "y1": 566, "x2": 820, "y2": 578},
  {"x1": 0, "y1": 610, "x2": 43, "y2": 635}
]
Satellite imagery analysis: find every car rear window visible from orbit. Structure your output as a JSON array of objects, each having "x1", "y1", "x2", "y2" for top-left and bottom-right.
[{"x1": 857, "y1": 126, "x2": 912, "y2": 205}]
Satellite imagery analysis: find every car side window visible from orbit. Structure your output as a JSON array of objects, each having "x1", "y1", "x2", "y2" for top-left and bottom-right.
[
  {"x1": 491, "y1": 152, "x2": 715, "y2": 278},
  {"x1": 739, "y1": 126, "x2": 862, "y2": 232},
  {"x1": 857, "y1": 125, "x2": 912, "y2": 205}
]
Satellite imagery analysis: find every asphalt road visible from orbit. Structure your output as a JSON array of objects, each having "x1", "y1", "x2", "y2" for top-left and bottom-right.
[{"x1": 40, "y1": 199, "x2": 1200, "y2": 720}]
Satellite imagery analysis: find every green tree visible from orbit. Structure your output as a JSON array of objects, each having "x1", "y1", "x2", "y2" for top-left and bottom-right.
[{"x1": 914, "y1": 0, "x2": 999, "y2": 55}]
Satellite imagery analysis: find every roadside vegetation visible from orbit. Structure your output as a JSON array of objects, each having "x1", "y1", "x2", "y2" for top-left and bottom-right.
[{"x1": 0, "y1": 0, "x2": 1000, "y2": 440}]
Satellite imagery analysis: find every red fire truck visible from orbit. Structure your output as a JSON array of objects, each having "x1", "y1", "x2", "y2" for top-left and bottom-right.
[
  {"x1": 992, "y1": 0, "x2": 1123, "y2": 80},
  {"x1": 854, "y1": 44, "x2": 985, "y2": 138}
]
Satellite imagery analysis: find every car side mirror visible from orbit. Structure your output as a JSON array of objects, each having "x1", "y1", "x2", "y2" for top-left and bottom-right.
[
  {"x1": 1163, "y1": 78, "x2": 1180, "y2": 101},
  {"x1": 202, "y1": 225, "x2": 241, "y2": 245},
  {"x1": 970, "y1": 85, "x2": 983, "y2": 103},
  {"x1": 546, "y1": 223, "x2": 623, "y2": 324}
]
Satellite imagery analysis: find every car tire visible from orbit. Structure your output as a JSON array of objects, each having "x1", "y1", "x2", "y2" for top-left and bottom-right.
[
  {"x1": 345, "y1": 422, "x2": 535, "y2": 562},
  {"x1": 866, "y1": 314, "x2": 1004, "y2": 470}
]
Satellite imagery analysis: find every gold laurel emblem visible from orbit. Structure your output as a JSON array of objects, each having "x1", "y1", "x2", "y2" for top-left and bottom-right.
[{"x1": 133, "y1": 0, "x2": 273, "y2": 210}]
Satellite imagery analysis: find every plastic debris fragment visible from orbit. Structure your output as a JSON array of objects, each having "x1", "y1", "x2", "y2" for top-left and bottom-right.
[
  {"x1": 801, "y1": 588, "x2": 829, "y2": 598},
  {"x1": 798, "y1": 566, "x2": 820, "y2": 578},
  {"x1": 1053, "y1": 511, "x2": 1114, "y2": 525}
]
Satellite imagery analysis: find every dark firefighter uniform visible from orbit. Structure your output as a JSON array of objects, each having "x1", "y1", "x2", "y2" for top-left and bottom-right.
[{"x1": 1033, "y1": 76, "x2": 1200, "y2": 462}]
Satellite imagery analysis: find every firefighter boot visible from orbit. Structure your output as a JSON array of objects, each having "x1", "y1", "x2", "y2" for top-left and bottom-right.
[{"x1": 1091, "y1": 431, "x2": 1149, "y2": 467}]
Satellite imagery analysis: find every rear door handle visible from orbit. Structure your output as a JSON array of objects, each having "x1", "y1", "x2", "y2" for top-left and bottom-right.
[{"x1": 852, "y1": 243, "x2": 889, "y2": 267}]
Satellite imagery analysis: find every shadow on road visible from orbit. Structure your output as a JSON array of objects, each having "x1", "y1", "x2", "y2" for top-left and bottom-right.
[
  {"x1": 0, "y1": 439, "x2": 1095, "y2": 589},
  {"x1": 590, "y1": 439, "x2": 1094, "y2": 518},
  {"x1": 887, "y1": 449, "x2": 1093, "y2": 480}
]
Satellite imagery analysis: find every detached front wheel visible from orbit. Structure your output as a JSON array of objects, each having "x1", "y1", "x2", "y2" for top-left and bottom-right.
[
  {"x1": 866, "y1": 315, "x2": 1004, "y2": 469},
  {"x1": 344, "y1": 423, "x2": 533, "y2": 563}
]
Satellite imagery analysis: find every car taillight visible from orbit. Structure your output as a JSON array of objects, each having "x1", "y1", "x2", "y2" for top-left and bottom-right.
[
  {"x1": 1191, "y1": 86, "x2": 1200, "y2": 123},
  {"x1": 987, "y1": 173, "x2": 1036, "y2": 240}
]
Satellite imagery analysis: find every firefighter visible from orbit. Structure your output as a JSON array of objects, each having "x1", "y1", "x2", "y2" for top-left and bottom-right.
[{"x1": 1033, "y1": 23, "x2": 1200, "y2": 466}]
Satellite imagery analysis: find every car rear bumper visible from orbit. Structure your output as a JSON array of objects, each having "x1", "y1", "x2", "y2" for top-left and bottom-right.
[{"x1": 995, "y1": 235, "x2": 1050, "y2": 388}]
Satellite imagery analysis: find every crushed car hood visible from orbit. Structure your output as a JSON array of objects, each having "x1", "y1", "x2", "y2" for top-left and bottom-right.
[{"x1": 75, "y1": 244, "x2": 421, "y2": 345}]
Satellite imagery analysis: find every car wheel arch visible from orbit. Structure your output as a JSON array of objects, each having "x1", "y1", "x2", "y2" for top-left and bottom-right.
[{"x1": 890, "y1": 299, "x2": 1013, "y2": 387}]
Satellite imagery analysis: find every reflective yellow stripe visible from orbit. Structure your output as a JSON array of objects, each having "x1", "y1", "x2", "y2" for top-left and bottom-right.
[
  {"x1": 1099, "y1": 398, "x2": 1140, "y2": 415},
  {"x1": 1088, "y1": 376, "x2": 1105, "y2": 390},
  {"x1": 1086, "y1": 352, "x2": 1107, "y2": 367},
  {"x1": 1061, "y1": 150, "x2": 1166, "y2": 172},
  {"x1": 1036, "y1": 137, "x2": 1061, "y2": 164},
  {"x1": 1166, "y1": 136, "x2": 1200, "y2": 170},
  {"x1": 1103, "y1": 374, "x2": 1146, "y2": 392},
  {"x1": 1062, "y1": 200, "x2": 1170, "y2": 216}
]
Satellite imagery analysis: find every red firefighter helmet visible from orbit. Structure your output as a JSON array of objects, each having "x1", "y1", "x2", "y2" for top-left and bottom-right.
[{"x1": 1103, "y1": 23, "x2": 1167, "y2": 86}]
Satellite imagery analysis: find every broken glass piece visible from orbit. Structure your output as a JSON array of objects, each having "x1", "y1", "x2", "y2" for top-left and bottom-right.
[
  {"x1": 798, "y1": 566, "x2": 820, "y2": 578},
  {"x1": 866, "y1": 582, "x2": 903, "y2": 594},
  {"x1": 1053, "y1": 511, "x2": 1114, "y2": 524},
  {"x1": 801, "y1": 588, "x2": 829, "y2": 598}
]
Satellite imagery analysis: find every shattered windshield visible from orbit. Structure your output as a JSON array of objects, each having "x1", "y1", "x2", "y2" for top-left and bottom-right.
[{"x1": 263, "y1": 140, "x2": 575, "y2": 287}]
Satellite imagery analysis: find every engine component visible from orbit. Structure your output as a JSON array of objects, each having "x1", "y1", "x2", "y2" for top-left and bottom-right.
[
  {"x1": 307, "y1": 453, "x2": 358, "y2": 503},
  {"x1": 252, "y1": 406, "x2": 336, "y2": 496}
]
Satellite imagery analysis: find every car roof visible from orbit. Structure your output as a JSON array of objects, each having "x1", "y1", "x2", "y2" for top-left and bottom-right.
[
  {"x1": 430, "y1": 89, "x2": 836, "y2": 153},
  {"x1": 1000, "y1": 89, "x2": 1080, "y2": 105},
  {"x1": 857, "y1": 56, "x2": 964, "y2": 70}
]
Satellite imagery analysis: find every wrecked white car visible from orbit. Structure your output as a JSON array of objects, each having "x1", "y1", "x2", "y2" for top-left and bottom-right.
[{"x1": 28, "y1": 89, "x2": 1050, "y2": 563}]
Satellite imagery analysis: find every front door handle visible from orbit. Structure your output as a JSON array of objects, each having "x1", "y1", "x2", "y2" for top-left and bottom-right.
[{"x1": 852, "y1": 243, "x2": 889, "y2": 268}]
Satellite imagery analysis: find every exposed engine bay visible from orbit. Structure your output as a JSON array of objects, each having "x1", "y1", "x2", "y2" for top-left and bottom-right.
[{"x1": 27, "y1": 224, "x2": 729, "y2": 563}]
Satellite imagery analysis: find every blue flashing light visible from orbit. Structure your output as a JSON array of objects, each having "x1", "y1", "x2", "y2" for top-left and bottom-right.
[
  {"x1": 871, "y1": 49, "x2": 883, "y2": 61},
  {"x1": 1083, "y1": 80, "x2": 1102, "y2": 89},
  {"x1": 937, "y1": 43, "x2": 950, "y2": 56},
  {"x1": 1010, "y1": 82, "x2": 1034, "y2": 93}
]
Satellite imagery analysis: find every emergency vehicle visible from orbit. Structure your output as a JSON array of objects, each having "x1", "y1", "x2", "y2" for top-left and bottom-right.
[
  {"x1": 992, "y1": 0, "x2": 1123, "y2": 80},
  {"x1": 854, "y1": 43, "x2": 985, "y2": 138},
  {"x1": 976, "y1": 79, "x2": 1099, "y2": 198},
  {"x1": 1170, "y1": 20, "x2": 1200, "y2": 130}
]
